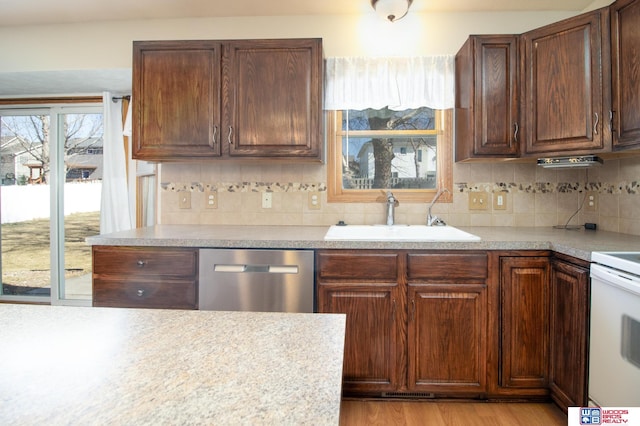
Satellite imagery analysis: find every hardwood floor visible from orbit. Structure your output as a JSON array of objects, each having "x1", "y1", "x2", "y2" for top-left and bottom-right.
[{"x1": 339, "y1": 400, "x2": 567, "y2": 425}]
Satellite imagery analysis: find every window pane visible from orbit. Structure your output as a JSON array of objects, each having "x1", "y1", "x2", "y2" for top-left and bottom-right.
[
  {"x1": 342, "y1": 135, "x2": 437, "y2": 190},
  {"x1": 343, "y1": 107, "x2": 436, "y2": 131},
  {"x1": 340, "y1": 107, "x2": 438, "y2": 191},
  {"x1": 1, "y1": 114, "x2": 52, "y2": 298}
]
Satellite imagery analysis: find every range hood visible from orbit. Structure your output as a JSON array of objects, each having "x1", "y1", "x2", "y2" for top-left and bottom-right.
[{"x1": 537, "y1": 155, "x2": 603, "y2": 169}]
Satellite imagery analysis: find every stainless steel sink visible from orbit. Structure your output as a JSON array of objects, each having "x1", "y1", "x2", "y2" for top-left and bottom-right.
[{"x1": 323, "y1": 225, "x2": 481, "y2": 242}]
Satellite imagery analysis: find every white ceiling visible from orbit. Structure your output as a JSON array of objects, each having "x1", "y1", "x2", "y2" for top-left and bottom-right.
[
  {"x1": 0, "y1": 0, "x2": 596, "y2": 98},
  {"x1": 0, "y1": 0, "x2": 596, "y2": 27}
]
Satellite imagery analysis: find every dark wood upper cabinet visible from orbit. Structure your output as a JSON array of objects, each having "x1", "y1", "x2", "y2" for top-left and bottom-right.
[
  {"x1": 132, "y1": 38, "x2": 323, "y2": 162},
  {"x1": 455, "y1": 35, "x2": 520, "y2": 161},
  {"x1": 610, "y1": 0, "x2": 640, "y2": 150},
  {"x1": 132, "y1": 40, "x2": 223, "y2": 160},
  {"x1": 224, "y1": 39, "x2": 323, "y2": 159},
  {"x1": 521, "y1": 8, "x2": 611, "y2": 156}
]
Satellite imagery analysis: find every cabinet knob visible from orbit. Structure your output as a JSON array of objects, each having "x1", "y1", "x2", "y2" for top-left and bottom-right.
[
  {"x1": 137, "y1": 289, "x2": 145, "y2": 297},
  {"x1": 228, "y1": 126, "x2": 233, "y2": 145},
  {"x1": 137, "y1": 260, "x2": 146, "y2": 267}
]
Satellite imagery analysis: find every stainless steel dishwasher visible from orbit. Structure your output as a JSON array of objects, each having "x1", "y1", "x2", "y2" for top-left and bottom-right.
[{"x1": 198, "y1": 249, "x2": 315, "y2": 312}]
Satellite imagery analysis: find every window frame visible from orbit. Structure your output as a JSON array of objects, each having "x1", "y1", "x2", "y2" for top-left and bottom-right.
[{"x1": 326, "y1": 108, "x2": 453, "y2": 203}]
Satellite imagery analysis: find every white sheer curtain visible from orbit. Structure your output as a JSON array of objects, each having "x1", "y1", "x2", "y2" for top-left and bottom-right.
[
  {"x1": 100, "y1": 92, "x2": 133, "y2": 233},
  {"x1": 324, "y1": 56, "x2": 455, "y2": 111}
]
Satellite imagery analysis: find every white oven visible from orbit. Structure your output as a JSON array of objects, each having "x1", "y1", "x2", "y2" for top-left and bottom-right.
[{"x1": 589, "y1": 252, "x2": 640, "y2": 407}]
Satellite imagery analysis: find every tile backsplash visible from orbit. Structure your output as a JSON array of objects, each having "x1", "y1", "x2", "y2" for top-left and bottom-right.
[{"x1": 160, "y1": 155, "x2": 640, "y2": 236}]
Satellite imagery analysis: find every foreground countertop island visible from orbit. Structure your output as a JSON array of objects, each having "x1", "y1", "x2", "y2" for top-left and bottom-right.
[{"x1": 0, "y1": 305, "x2": 346, "y2": 425}]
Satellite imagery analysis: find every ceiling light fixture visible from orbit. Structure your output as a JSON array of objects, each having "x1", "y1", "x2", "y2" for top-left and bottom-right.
[{"x1": 371, "y1": 0, "x2": 413, "y2": 22}]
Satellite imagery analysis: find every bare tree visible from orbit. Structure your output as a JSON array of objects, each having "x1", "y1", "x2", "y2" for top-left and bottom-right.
[{"x1": 1, "y1": 114, "x2": 103, "y2": 183}]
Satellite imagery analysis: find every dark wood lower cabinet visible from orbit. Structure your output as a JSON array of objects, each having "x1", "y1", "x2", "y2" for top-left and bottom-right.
[
  {"x1": 319, "y1": 285, "x2": 401, "y2": 393},
  {"x1": 317, "y1": 250, "x2": 488, "y2": 397},
  {"x1": 549, "y1": 254, "x2": 590, "y2": 411},
  {"x1": 408, "y1": 283, "x2": 487, "y2": 396},
  {"x1": 497, "y1": 254, "x2": 551, "y2": 397},
  {"x1": 317, "y1": 249, "x2": 589, "y2": 409}
]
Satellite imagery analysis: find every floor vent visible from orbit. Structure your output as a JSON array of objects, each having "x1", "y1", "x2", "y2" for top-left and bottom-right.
[{"x1": 381, "y1": 392, "x2": 436, "y2": 399}]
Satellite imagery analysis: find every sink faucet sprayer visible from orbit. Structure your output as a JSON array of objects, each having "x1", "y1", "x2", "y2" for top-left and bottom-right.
[
  {"x1": 427, "y1": 188, "x2": 449, "y2": 226},
  {"x1": 386, "y1": 191, "x2": 398, "y2": 226}
]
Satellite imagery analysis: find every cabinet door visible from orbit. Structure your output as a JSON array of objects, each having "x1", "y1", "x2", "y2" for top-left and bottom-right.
[
  {"x1": 455, "y1": 35, "x2": 520, "y2": 161},
  {"x1": 407, "y1": 284, "x2": 487, "y2": 395},
  {"x1": 317, "y1": 284, "x2": 401, "y2": 394},
  {"x1": 522, "y1": 9, "x2": 610, "y2": 155},
  {"x1": 549, "y1": 257, "x2": 589, "y2": 410},
  {"x1": 224, "y1": 39, "x2": 323, "y2": 160},
  {"x1": 132, "y1": 40, "x2": 222, "y2": 160},
  {"x1": 611, "y1": 0, "x2": 640, "y2": 150},
  {"x1": 499, "y1": 256, "x2": 550, "y2": 393}
]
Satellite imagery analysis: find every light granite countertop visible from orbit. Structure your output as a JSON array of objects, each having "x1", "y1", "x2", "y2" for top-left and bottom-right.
[
  {"x1": 0, "y1": 304, "x2": 346, "y2": 425},
  {"x1": 86, "y1": 225, "x2": 640, "y2": 262}
]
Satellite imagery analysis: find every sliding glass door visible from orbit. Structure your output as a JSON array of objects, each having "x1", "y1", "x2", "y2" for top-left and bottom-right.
[{"x1": 1, "y1": 105, "x2": 103, "y2": 305}]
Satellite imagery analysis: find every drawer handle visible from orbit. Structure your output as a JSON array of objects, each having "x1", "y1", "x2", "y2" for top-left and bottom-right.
[
  {"x1": 137, "y1": 260, "x2": 146, "y2": 267},
  {"x1": 137, "y1": 289, "x2": 145, "y2": 297}
]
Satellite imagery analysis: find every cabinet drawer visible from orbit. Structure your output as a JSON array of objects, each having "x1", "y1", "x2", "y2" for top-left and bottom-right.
[
  {"x1": 93, "y1": 278, "x2": 197, "y2": 309},
  {"x1": 407, "y1": 252, "x2": 488, "y2": 280},
  {"x1": 317, "y1": 251, "x2": 399, "y2": 281},
  {"x1": 93, "y1": 246, "x2": 197, "y2": 277}
]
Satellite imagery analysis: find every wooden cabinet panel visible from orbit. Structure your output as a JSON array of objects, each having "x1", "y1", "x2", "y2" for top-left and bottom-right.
[
  {"x1": 132, "y1": 41, "x2": 222, "y2": 160},
  {"x1": 93, "y1": 278, "x2": 197, "y2": 309},
  {"x1": 611, "y1": 0, "x2": 640, "y2": 150},
  {"x1": 317, "y1": 250, "x2": 488, "y2": 397},
  {"x1": 225, "y1": 39, "x2": 323, "y2": 159},
  {"x1": 132, "y1": 38, "x2": 323, "y2": 162},
  {"x1": 499, "y1": 256, "x2": 550, "y2": 392},
  {"x1": 408, "y1": 284, "x2": 487, "y2": 395},
  {"x1": 92, "y1": 246, "x2": 197, "y2": 277},
  {"x1": 522, "y1": 9, "x2": 611, "y2": 155},
  {"x1": 317, "y1": 251, "x2": 399, "y2": 282},
  {"x1": 92, "y1": 246, "x2": 198, "y2": 310},
  {"x1": 407, "y1": 252, "x2": 488, "y2": 281},
  {"x1": 455, "y1": 35, "x2": 520, "y2": 160},
  {"x1": 317, "y1": 285, "x2": 401, "y2": 393},
  {"x1": 549, "y1": 255, "x2": 590, "y2": 411}
]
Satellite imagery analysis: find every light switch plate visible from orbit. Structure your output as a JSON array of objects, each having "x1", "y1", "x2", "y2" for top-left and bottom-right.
[
  {"x1": 468, "y1": 191, "x2": 489, "y2": 210},
  {"x1": 493, "y1": 192, "x2": 507, "y2": 210},
  {"x1": 179, "y1": 191, "x2": 191, "y2": 209},
  {"x1": 262, "y1": 192, "x2": 272, "y2": 209}
]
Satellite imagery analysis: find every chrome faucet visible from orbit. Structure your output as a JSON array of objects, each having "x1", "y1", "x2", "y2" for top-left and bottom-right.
[
  {"x1": 427, "y1": 188, "x2": 449, "y2": 226},
  {"x1": 386, "y1": 191, "x2": 398, "y2": 226}
]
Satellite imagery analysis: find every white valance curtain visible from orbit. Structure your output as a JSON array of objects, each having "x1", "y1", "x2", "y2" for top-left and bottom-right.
[{"x1": 324, "y1": 56, "x2": 455, "y2": 111}]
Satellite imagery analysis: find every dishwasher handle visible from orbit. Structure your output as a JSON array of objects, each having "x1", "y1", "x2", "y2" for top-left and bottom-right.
[{"x1": 213, "y1": 264, "x2": 299, "y2": 274}]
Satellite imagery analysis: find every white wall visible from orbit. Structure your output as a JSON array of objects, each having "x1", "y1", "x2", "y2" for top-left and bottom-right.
[{"x1": 0, "y1": 11, "x2": 579, "y2": 75}]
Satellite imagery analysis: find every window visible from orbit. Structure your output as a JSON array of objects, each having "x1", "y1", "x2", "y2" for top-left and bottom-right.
[{"x1": 327, "y1": 107, "x2": 453, "y2": 203}]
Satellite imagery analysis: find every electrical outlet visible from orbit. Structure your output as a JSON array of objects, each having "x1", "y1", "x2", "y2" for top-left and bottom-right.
[
  {"x1": 586, "y1": 191, "x2": 598, "y2": 212},
  {"x1": 178, "y1": 191, "x2": 191, "y2": 209},
  {"x1": 493, "y1": 192, "x2": 507, "y2": 210},
  {"x1": 205, "y1": 190, "x2": 218, "y2": 209},
  {"x1": 468, "y1": 191, "x2": 489, "y2": 210},
  {"x1": 262, "y1": 192, "x2": 272, "y2": 209},
  {"x1": 308, "y1": 192, "x2": 321, "y2": 210}
]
